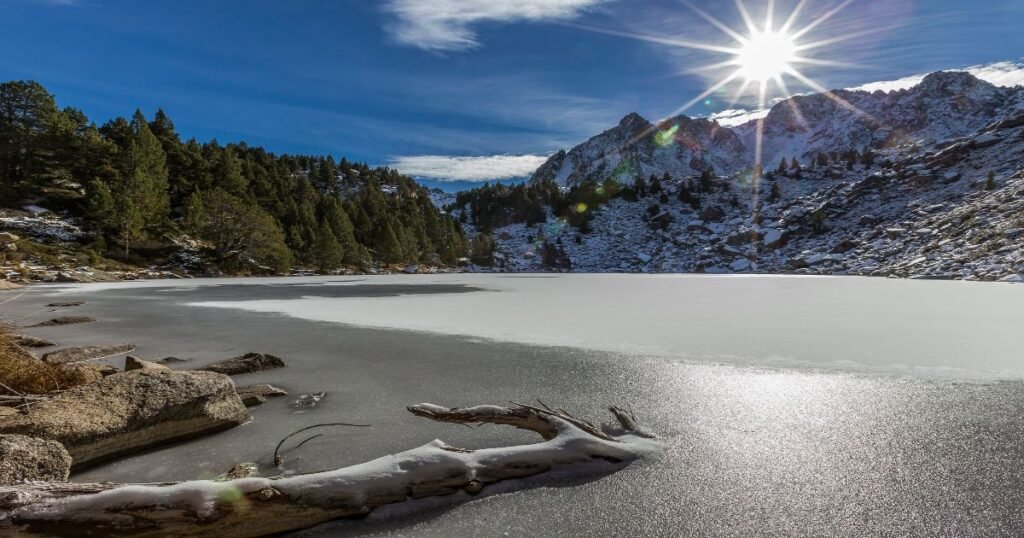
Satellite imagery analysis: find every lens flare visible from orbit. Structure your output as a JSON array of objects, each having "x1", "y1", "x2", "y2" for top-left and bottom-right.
[
  {"x1": 654, "y1": 123, "x2": 680, "y2": 147},
  {"x1": 736, "y1": 30, "x2": 797, "y2": 82}
]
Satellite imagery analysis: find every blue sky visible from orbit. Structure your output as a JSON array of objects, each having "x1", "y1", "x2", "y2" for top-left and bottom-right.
[{"x1": 2, "y1": 0, "x2": 1023, "y2": 190}]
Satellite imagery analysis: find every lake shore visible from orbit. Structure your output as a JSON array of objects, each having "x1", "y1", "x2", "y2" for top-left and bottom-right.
[{"x1": 3, "y1": 275, "x2": 1024, "y2": 536}]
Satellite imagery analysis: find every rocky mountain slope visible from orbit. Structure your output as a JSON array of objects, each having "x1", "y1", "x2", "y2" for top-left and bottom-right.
[
  {"x1": 467, "y1": 71, "x2": 1024, "y2": 281},
  {"x1": 531, "y1": 71, "x2": 1024, "y2": 186}
]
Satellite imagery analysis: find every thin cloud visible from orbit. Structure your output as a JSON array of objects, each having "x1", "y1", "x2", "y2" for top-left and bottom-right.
[
  {"x1": 382, "y1": 0, "x2": 610, "y2": 51},
  {"x1": 851, "y1": 61, "x2": 1024, "y2": 92},
  {"x1": 708, "y1": 108, "x2": 770, "y2": 127},
  {"x1": 388, "y1": 154, "x2": 549, "y2": 181}
]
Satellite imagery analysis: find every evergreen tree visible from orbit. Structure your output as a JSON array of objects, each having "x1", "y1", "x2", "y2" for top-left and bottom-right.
[
  {"x1": 110, "y1": 110, "x2": 170, "y2": 257},
  {"x1": 313, "y1": 220, "x2": 343, "y2": 272},
  {"x1": 84, "y1": 179, "x2": 115, "y2": 232},
  {"x1": 373, "y1": 221, "x2": 404, "y2": 264},
  {"x1": 469, "y1": 232, "x2": 495, "y2": 266},
  {"x1": 0, "y1": 81, "x2": 60, "y2": 203}
]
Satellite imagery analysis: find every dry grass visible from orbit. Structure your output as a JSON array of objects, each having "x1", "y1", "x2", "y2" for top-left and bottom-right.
[{"x1": 0, "y1": 324, "x2": 90, "y2": 395}]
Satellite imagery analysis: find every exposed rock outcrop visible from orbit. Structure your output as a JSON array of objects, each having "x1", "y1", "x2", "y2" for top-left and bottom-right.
[
  {"x1": 30, "y1": 316, "x2": 94, "y2": 327},
  {"x1": 236, "y1": 384, "x2": 288, "y2": 407},
  {"x1": 0, "y1": 370, "x2": 250, "y2": 470},
  {"x1": 124, "y1": 356, "x2": 170, "y2": 372},
  {"x1": 40, "y1": 344, "x2": 134, "y2": 365},
  {"x1": 12, "y1": 335, "x2": 55, "y2": 348},
  {"x1": 199, "y1": 352, "x2": 286, "y2": 376},
  {"x1": 0, "y1": 434, "x2": 71, "y2": 485}
]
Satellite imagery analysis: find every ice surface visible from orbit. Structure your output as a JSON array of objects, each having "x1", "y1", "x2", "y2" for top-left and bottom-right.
[
  {"x1": 173, "y1": 274, "x2": 1024, "y2": 379},
  {"x1": 14, "y1": 275, "x2": 1024, "y2": 535}
]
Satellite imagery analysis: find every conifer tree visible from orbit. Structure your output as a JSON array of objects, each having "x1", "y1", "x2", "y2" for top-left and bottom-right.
[
  {"x1": 313, "y1": 220, "x2": 343, "y2": 272},
  {"x1": 111, "y1": 110, "x2": 170, "y2": 257},
  {"x1": 373, "y1": 221, "x2": 404, "y2": 264}
]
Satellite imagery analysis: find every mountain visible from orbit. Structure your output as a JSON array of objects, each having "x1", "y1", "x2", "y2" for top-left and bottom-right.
[
  {"x1": 531, "y1": 71, "x2": 1024, "y2": 186},
  {"x1": 746, "y1": 71, "x2": 1023, "y2": 167},
  {"x1": 529, "y1": 113, "x2": 745, "y2": 187},
  {"x1": 457, "y1": 71, "x2": 1024, "y2": 281}
]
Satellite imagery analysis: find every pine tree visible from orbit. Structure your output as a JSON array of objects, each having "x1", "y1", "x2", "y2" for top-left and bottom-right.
[
  {"x1": 84, "y1": 179, "x2": 115, "y2": 231},
  {"x1": 699, "y1": 169, "x2": 715, "y2": 193},
  {"x1": 313, "y1": 220, "x2": 343, "y2": 272},
  {"x1": 469, "y1": 232, "x2": 495, "y2": 266},
  {"x1": 986, "y1": 171, "x2": 997, "y2": 190},
  {"x1": 112, "y1": 110, "x2": 170, "y2": 258},
  {"x1": 373, "y1": 221, "x2": 404, "y2": 264},
  {"x1": 0, "y1": 81, "x2": 60, "y2": 203}
]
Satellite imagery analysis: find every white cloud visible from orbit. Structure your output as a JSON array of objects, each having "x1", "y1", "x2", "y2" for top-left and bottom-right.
[
  {"x1": 382, "y1": 0, "x2": 609, "y2": 51},
  {"x1": 850, "y1": 61, "x2": 1024, "y2": 93},
  {"x1": 388, "y1": 154, "x2": 549, "y2": 181},
  {"x1": 707, "y1": 108, "x2": 770, "y2": 127}
]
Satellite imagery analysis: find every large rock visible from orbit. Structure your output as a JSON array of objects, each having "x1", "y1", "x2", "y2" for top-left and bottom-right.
[
  {"x1": 124, "y1": 355, "x2": 170, "y2": 372},
  {"x1": 700, "y1": 206, "x2": 726, "y2": 222},
  {"x1": 41, "y1": 344, "x2": 134, "y2": 365},
  {"x1": 762, "y1": 228, "x2": 788, "y2": 250},
  {"x1": 199, "y1": 352, "x2": 286, "y2": 376},
  {"x1": 12, "y1": 335, "x2": 55, "y2": 348},
  {"x1": 236, "y1": 384, "x2": 289, "y2": 407},
  {"x1": 0, "y1": 370, "x2": 250, "y2": 470},
  {"x1": 30, "y1": 316, "x2": 94, "y2": 327},
  {"x1": 0, "y1": 434, "x2": 71, "y2": 485}
]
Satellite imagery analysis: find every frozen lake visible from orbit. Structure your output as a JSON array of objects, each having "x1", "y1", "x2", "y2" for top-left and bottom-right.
[{"x1": 5, "y1": 274, "x2": 1024, "y2": 535}]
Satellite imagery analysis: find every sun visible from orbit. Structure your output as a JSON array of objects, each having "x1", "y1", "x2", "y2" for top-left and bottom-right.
[
  {"x1": 736, "y1": 30, "x2": 797, "y2": 82},
  {"x1": 569, "y1": 0, "x2": 872, "y2": 172}
]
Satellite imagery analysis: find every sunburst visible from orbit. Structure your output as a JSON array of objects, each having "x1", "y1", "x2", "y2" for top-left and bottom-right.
[{"x1": 569, "y1": 0, "x2": 875, "y2": 175}]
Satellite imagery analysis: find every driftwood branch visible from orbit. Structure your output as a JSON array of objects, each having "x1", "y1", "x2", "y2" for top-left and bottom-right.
[
  {"x1": 0, "y1": 402, "x2": 658, "y2": 537},
  {"x1": 272, "y1": 422, "x2": 371, "y2": 466}
]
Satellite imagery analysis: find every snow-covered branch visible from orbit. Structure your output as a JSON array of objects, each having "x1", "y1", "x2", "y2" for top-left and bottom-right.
[{"x1": 0, "y1": 402, "x2": 659, "y2": 537}]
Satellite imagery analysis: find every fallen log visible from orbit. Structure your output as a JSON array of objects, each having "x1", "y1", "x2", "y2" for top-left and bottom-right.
[{"x1": 0, "y1": 403, "x2": 658, "y2": 537}]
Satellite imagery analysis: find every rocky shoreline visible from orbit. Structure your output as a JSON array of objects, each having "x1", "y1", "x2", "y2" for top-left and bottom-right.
[{"x1": 0, "y1": 303, "x2": 292, "y2": 486}]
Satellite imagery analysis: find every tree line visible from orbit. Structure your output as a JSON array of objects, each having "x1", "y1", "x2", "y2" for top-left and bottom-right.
[{"x1": 0, "y1": 80, "x2": 466, "y2": 273}]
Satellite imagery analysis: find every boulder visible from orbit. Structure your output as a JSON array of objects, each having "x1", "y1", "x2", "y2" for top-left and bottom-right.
[
  {"x1": 762, "y1": 228, "x2": 788, "y2": 249},
  {"x1": 700, "y1": 206, "x2": 726, "y2": 222},
  {"x1": 199, "y1": 352, "x2": 286, "y2": 376},
  {"x1": 831, "y1": 239, "x2": 859, "y2": 254},
  {"x1": 12, "y1": 335, "x2": 55, "y2": 348},
  {"x1": 158, "y1": 356, "x2": 188, "y2": 364},
  {"x1": 236, "y1": 384, "x2": 289, "y2": 407},
  {"x1": 41, "y1": 344, "x2": 135, "y2": 365},
  {"x1": 972, "y1": 133, "x2": 1003, "y2": 149},
  {"x1": 725, "y1": 229, "x2": 760, "y2": 246},
  {"x1": 729, "y1": 258, "x2": 751, "y2": 272},
  {"x1": 0, "y1": 370, "x2": 250, "y2": 470},
  {"x1": 124, "y1": 356, "x2": 170, "y2": 372},
  {"x1": 886, "y1": 228, "x2": 907, "y2": 240},
  {"x1": 786, "y1": 256, "x2": 810, "y2": 269},
  {"x1": 30, "y1": 316, "x2": 95, "y2": 327},
  {"x1": 0, "y1": 434, "x2": 71, "y2": 485}
]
